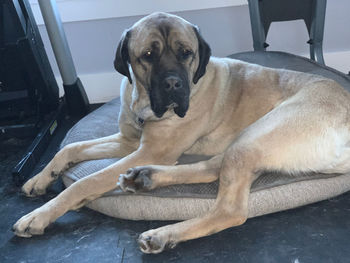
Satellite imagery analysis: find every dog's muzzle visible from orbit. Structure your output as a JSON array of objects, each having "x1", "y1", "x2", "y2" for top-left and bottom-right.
[{"x1": 150, "y1": 73, "x2": 189, "y2": 118}]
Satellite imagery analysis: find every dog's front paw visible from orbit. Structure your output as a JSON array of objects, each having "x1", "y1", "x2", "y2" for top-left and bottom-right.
[
  {"x1": 138, "y1": 229, "x2": 177, "y2": 254},
  {"x1": 22, "y1": 172, "x2": 52, "y2": 197},
  {"x1": 117, "y1": 167, "x2": 155, "y2": 193},
  {"x1": 12, "y1": 207, "x2": 51, "y2": 238}
]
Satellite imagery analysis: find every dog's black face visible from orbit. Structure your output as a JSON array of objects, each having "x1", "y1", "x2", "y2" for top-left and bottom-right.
[
  {"x1": 114, "y1": 13, "x2": 211, "y2": 118},
  {"x1": 147, "y1": 32, "x2": 191, "y2": 118}
]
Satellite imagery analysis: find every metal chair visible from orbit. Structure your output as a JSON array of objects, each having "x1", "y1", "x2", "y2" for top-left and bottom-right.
[
  {"x1": 229, "y1": 0, "x2": 350, "y2": 90},
  {"x1": 248, "y1": 0, "x2": 326, "y2": 64}
]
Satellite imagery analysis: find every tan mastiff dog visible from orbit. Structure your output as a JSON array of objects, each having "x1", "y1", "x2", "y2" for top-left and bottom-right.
[{"x1": 13, "y1": 12, "x2": 350, "y2": 254}]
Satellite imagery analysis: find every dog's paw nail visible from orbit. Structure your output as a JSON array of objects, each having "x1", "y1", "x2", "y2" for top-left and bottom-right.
[
  {"x1": 139, "y1": 240, "x2": 148, "y2": 251},
  {"x1": 167, "y1": 241, "x2": 177, "y2": 249},
  {"x1": 138, "y1": 233, "x2": 166, "y2": 254}
]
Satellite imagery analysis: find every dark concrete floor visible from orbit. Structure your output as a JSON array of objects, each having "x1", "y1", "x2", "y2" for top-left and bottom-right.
[{"x1": 1, "y1": 112, "x2": 350, "y2": 263}]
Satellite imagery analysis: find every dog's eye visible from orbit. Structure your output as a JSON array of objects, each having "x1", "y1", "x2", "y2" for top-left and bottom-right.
[
  {"x1": 180, "y1": 49, "x2": 192, "y2": 60},
  {"x1": 142, "y1": 50, "x2": 153, "y2": 62}
]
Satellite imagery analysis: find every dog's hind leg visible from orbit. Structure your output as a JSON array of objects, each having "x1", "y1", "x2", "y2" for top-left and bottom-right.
[
  {"x1": 137, "y1": 88, "x2": 350, "y2": 253},
  {"x1": 118, "y1": 154, "x2": 224, "y2": 192},
  {"x1": 22, "y1": 132, "x2": 139, "y2": 197},
  {"x1": 137, "y1": 145, "x2": 259, "y2": 254}
]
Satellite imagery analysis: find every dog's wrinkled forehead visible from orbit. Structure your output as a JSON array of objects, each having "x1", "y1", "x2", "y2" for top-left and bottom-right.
[{"x1": 128, "y1": 13, "x2": 198, "y2": 57}]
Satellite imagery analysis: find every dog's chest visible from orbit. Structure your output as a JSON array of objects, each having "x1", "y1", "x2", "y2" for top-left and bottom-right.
[{"x1": 185, "y1": 123, "x2": 240, "y2": 155}]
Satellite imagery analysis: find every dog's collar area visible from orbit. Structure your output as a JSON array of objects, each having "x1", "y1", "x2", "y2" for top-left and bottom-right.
[{"x1": 137, "y1": 117, "x2": 145, "y2": 126}]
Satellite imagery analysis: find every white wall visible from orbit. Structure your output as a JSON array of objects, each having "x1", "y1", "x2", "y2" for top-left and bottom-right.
[
  {"x1": 29, "y1": 0, "x2": 247, "y2": 24},
  {"x1": 33, "y1": 1, "x2": 350, "y2": 103}
]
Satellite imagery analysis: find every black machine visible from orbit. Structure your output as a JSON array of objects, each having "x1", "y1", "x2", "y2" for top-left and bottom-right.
[
  {"x1": 0, "y1": 0, "x2": 59, "y2": 135},
  {"x1": 0, "y1": 0, "x2": 89, "y2": 184}
]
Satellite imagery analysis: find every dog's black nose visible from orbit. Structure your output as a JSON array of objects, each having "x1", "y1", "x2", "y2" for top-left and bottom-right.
[{"x1": 165, "y1": 76, "x2": 182, "y2": 91}]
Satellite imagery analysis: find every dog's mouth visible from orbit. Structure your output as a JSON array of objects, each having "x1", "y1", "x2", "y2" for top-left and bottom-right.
[
  {"x1": 168, "y1": 102, "x2": 188, "y2": 118},
  {"x1": 149, "y1": 87, "x2": 189, "y2": 118},
  {"x1": 152, "y1": 108, "x2": 167, "y2": 118},
  {"x1": 167, "y1": 102, "x2": 178, "y2": 109},
  {"x1": 151, "y1": 100, "x2": 188, "y2": 118},
  {"x1": 172, "y1": 101, "x2": 188, "y2": 118}
]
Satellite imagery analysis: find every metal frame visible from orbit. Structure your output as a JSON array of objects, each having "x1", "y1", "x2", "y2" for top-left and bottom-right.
[
  {"x1": 38, "y1": 0, "x2": 89, "y2": 116},
  {"x1": 247, "y1": 0, "x2": 327, "y2": 65}
]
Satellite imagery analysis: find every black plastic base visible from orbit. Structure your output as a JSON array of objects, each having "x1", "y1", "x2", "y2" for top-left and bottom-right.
[
  {"x1": 0, "y1": 122, "x2": 37, "y2": 139},
  {"x1": 63, "y1": 78, "x2": 90, "y2": 117},
  {"x1": 12, "y1": 101, "x2": 66, "y2": 185}
]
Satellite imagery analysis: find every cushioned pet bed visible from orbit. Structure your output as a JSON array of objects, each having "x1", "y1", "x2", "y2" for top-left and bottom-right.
[{"x1": 61, "y1": 52, "x2": 350, "y2": 221}]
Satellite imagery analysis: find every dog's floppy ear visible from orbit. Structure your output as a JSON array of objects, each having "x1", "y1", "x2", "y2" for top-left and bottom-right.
[
  {"x1": 192, "y1": 26, "x2": 211, "y2": 84},
  {"x1": 114, "y1": 30, "x2": 132, "y2": 84}
]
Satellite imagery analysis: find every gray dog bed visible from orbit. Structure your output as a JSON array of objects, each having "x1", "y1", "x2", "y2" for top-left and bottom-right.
[{"x1": 61, "y1": 53, "x2": 350, "y2": 221}]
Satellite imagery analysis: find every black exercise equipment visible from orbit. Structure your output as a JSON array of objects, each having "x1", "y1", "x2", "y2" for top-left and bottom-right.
[{"x1": 0, "y1": 0, "x2": 89, "y2": 184}]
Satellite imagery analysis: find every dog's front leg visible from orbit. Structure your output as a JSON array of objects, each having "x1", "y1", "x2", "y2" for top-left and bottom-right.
[
  {"x1": 118, "y1": 154, "x2": 224, "y2": 192},
  {"x1": 22, "y1": 133, "x2": 138, "y2": 197},
  {"x1": 14, "y1": 114, "x2": 206, "y2": 238},
  {"x1": 13, "y1": 146, "x2": 173, "y2": 238}
]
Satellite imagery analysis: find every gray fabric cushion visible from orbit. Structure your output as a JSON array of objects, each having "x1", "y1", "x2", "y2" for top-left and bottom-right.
[
  {"x1": 229, "y1": 51, "x2": 350, "y2": 91},
  {"x1": 61, "y1": 52, "x2": 350, "y2": 220}
]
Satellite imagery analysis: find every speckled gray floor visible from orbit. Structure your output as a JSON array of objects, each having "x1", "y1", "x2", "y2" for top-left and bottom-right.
[{"x1": 1, "y1": 111, "x2": 350, "y2": 263}]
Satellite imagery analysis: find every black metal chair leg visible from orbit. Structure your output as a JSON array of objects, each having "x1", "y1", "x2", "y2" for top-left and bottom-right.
[{"x1": 309, "y1": 0, "x2": 326, "y2": 64}]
